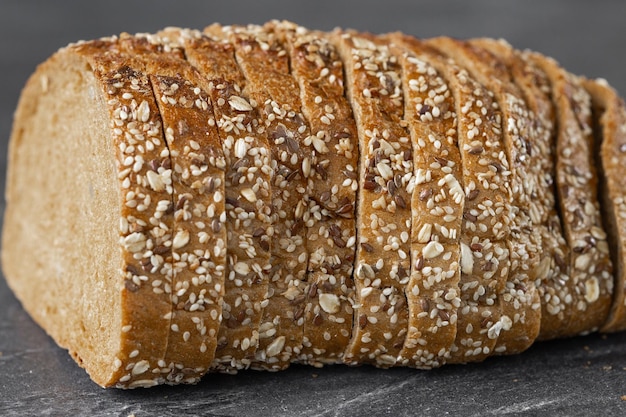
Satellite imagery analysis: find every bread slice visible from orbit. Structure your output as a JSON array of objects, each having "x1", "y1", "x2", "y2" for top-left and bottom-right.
[
  {"x1": 414, "y1": 39, "x2": 511, "y2": 363},
  {"x1": 162, "y1": 29, "x2": 274, "y2": 373},
  {"x1": 390, "y1": 35, "x2": 463, "y2": 368},
  {"x1": 427, "y1": 37, "x2": 542, "y2": 355},
  {"x1": 333, "y1": 31, "x2": 412, "y2": 367},
  {"x1": 115, "y1": 33, "x2": 228, "y2": 383},
  {"x1": 2, "y1": 40, "x2": 176, "y2": 388},
  {"x1": 275, "y1": 21, "x2": 358, "y2": 366},
  {"x1": 212, "y1": 24, "x2": 312, "y2": 370},
  {"x1": 582, "y1": 78, "x2": 626, "y2": 333},
  {"x1": 469, "y1": 39, "x2": 571, "y2": 341},
  {"x1": 531, "y1": 54, "x2": 613, "y2": 336}
]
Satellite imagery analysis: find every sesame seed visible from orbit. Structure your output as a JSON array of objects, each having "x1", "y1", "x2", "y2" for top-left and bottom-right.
[{"x1": 423, "y1": 241, "x2": 444, "y2": 259}]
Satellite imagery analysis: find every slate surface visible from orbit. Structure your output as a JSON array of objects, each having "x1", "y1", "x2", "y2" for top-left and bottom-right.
[{"x1": 1, "y1": 1, "x2": 626, "y2": 415}]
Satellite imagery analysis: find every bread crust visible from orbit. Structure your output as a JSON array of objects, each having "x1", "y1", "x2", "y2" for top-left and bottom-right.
[
  {"x1": 166, "y1": 29, "x2": 274, "y2": 373},
  {"x1": 276, "y1": 21, "x2": 358, "y2": 366},
  {"x1": 417, "y1": 39, "x2": 511, "y2": 363},
  {"x1": 333, "y1": 31, "x2": 413, "y2": 367},
  {"x1": 390, "y1": 35, "x2": 463, "y2": 368},
  {"x1": 111, "y1": 34, "x2": 229, "y2": 383},
  {"x1": 429, "y1": 38, "x2": 543, "y2": 355},
  {"x1": 215, "y1": 24, "x2": 312, "y2": 370}
]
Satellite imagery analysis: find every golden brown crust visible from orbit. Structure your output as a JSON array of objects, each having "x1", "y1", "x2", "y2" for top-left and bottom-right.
[
  {"x1": 582, "y1": 78, "x2": 626, "y2": 333},
  {"x1": 420, "y1": 38, "x2": 511, "y2": 363},
  {"x1": 150, "y1": 72, "x2": 226, "y2": 382},
  {"x1": 333, "y1": 31, "x2": 412, "y2": 367}
]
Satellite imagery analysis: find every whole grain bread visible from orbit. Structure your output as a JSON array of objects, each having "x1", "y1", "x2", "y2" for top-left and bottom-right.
[
  {"x1": 2, "y1": 39, "x2": 178, "y2": 388},
  {"x1": 163, "y1": 28, "x2": 274, "y2": 373},
  {"x1": 214, "y1": 23, "x2": 313, "y2": 370},
  {"x1": 409, "y1": 39, "x2": 509, "y2": 363},
  {"x1": 4, "y1": 22, "x2": 626, "y2": 388},
  {"x1": 115, "y1": 32, "x2": 229, "y2": 384}
]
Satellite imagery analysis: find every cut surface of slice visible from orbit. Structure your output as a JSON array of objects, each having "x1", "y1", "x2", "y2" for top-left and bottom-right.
[{"x1": 2, "y1": 40, "x2": 179, "y2": 388}]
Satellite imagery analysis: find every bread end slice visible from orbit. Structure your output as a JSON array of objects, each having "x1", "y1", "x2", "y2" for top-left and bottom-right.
[
  {"x1": 2, "y1": 48, "x2": 125, "y2": 387},
  {"x1": 3, "y1": 41, "x2": 179, "y2": 388}
]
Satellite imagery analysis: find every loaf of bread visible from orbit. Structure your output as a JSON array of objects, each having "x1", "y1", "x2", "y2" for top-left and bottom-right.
[{"x1": 3, "y1": 20, "x2": 626, "y2": 388}]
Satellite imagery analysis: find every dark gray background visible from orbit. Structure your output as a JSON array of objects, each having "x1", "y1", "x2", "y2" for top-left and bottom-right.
[{"x1": 2, "y1": 1, "x2": 626, "y2": 415}]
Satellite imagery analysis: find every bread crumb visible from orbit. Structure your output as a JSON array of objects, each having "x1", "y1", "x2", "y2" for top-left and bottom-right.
[{"x1": 621, "y1": 395, "x2": 626, "y2": 401}]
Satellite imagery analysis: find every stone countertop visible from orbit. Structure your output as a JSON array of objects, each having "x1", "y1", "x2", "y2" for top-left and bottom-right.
[
  {"x1": 2, "y1": 1, "x2": 626, "y2": 415},
  {"x1": 2, "y1": 271, "x2": 626, "y2": 416}
]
